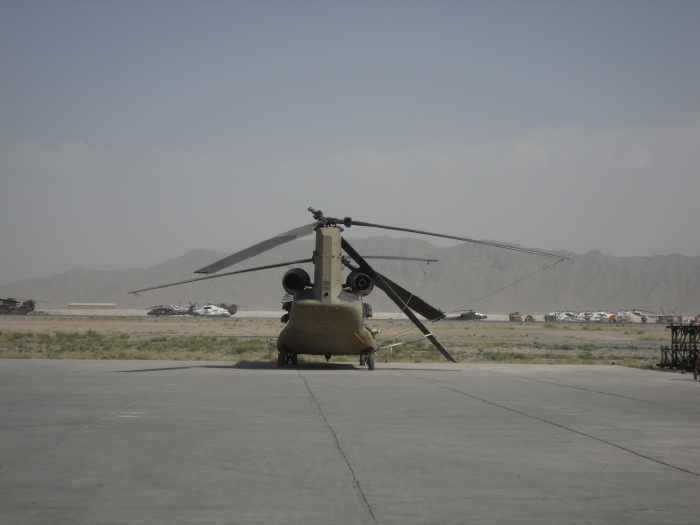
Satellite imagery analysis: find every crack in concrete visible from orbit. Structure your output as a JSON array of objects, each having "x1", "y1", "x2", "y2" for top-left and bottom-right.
[
  {"x1": 298, "y1": 370, "x2": 378, "y2": 525},
  {"x1": 482, "y1": 370, "x2": 700, "y2": 416},
  {"x1": 400, "y1": 370, "x2": 700, "y2": 479}
]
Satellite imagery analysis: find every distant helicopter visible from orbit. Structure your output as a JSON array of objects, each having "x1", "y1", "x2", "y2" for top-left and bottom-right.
[
  {"x1": 0, "y1": 298, "x2": 45, "y2": 315},
  {"x1": 131, "y1": 208, "x2": 565, "y2": 370},
  {"x1": 147, "y1": 304, "x2": 192, "y2": 316},
  {"x1": 147, "y1": 303, "x2": 239, "y2": 317},
  {"x1": 454, "y1": 309, "x2": 487, "y2": 321},
  {"x1": 191, "y1": 304, "x2": 234, "y2": 318}
]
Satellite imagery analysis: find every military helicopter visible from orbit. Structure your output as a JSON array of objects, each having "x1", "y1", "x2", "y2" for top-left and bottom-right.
[
  {"x1": 454, "y1": 309, "x2": 487, "y2": 321},
  {"x1": 191, "y1": 304, "x2": 234, "y2": 318},
  {"x1": 130, "y1": 207, "x2": 565, "y2": 370},
  {"x1": 147, "y1": 303, "x2": 239, "y2": 317},
  {"x1": 0, "y1": 298, "x2": 46, "y2": 315},
  {"x1": 147, "y1": 304, "x2": 192, "y2": 316}
]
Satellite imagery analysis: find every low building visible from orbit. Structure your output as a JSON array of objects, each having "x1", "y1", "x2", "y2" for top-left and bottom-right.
[{"x1": 68, "y1": 303, "x2": 117, "y2": 310}]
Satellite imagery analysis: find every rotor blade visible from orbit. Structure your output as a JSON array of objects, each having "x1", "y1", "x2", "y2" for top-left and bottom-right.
[
  {"x1": 363, "y1": 256, "x2": 438, "y2": 262},
  {"x1": 374, "y1": 272, "x2": 445, "y2": 322},
  {"x1": 349, "y1": 220, "x2": 567, "y2": 260},
  {"x1": 129, "y1": 258, "x2": 313, "y2": 295},
  {"x1": 341, "y1": 255, "x2": 442, "y2": 319},
  {"x1": 342, "y1": 239, "x2": 456, "y2": 363},
  {"x1": 195, "y1": 223, "x2": 316, "y2": 274}
]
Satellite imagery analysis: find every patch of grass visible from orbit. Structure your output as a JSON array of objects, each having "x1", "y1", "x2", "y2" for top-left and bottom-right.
[
  {"x1": 582, "y1": 325, "x2": 605, "y2": 331},
  {"x1": 0, "y1": 331, "x2": 270, "y2": 361},
  {"x1": 0, "y1": 323, "x2": 661, "y2": 370}
]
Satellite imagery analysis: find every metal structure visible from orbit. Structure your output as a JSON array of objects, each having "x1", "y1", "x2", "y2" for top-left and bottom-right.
[{"x1": 660, "y1": 324, "x2": 699, "y2": 369}]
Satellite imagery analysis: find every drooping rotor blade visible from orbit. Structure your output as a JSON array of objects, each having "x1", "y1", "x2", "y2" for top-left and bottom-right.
[
  {"x1": 348, "y1": 220, "x2": 567, "y2": 260},
  {"x1": 342, "y1": 239, "x2": 456, "y2": 363},
  {"x1": 373, "y1": 272, "x2": 445, "y2": 322},
  {"x1": 195, "y1": 223, "x2": 316, "y2": 274},
  {"x1": 129, "y1": 258, "x2": 313, "y2": 295},
  {"x1": 363, "y1": 256, "x2": 438, "y2": 262},
  {"x1": 340, "y1": 256, "x2": 441, "y2": 318}
]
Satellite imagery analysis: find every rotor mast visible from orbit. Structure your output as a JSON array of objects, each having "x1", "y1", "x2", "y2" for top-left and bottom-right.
[{"x1": 313, "y1": 226, "x2": 343, "y2": 305}]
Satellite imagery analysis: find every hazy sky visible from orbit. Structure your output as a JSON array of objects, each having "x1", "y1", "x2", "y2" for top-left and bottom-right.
[{"x1": 1, "y1": 0, "x2": 699, "y2": 285}]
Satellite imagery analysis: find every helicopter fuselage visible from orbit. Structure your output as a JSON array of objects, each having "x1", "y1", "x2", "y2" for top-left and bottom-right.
[{"x1": 277, "y1": 226, "x2": 376, "y2": 356}]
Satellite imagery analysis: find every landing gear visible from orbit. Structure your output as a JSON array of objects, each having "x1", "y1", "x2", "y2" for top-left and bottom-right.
[
  {"x1": 325, "y1": 354, "x2": 331, "y2": 362},
  {"x1": 278, "y1": 350, "x2": 298, "y2": 367},
  {"x1": 367, "y1": 353, "x2": 375, "y2": 371}
]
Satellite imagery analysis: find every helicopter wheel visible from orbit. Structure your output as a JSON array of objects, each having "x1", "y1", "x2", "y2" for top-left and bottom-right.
[
  {"x1": 277, "y1": 351, "x2": 286, "y2": 368},
  {"x1": 291, "y1": 353, "x2": 298, "y2": 366},
  {"x1": 359, "y1": 354, "x2": 366, "y2": 366},
  {"x1": 367, "y1": 353, "x2": 375, "y2": 371},
  {"x1": 325, "y1": 354, "x2": 331, "y2": 362}
]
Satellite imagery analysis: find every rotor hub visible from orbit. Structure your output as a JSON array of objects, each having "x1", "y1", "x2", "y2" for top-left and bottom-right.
[{"x1": 307, "y1": 207, "x2": 352, "y2": 229}]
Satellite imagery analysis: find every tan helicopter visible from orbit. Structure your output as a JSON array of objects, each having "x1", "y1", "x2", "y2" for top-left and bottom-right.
[{"x1": 130, "y1": 207, "x2": 565, "y2": 370}]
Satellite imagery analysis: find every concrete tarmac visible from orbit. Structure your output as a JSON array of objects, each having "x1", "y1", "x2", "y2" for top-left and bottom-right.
[{"x1": 1, "y1": 360, "x2": 698, "y2": 524}]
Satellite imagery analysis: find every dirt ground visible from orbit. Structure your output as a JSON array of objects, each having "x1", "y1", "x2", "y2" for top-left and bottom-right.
[
  {"x1": 0, "y1": 314, "x2": 669, "y2": 341},
  {"x1": 0, "y1": 315, "x2": 669, "y2": 367}
]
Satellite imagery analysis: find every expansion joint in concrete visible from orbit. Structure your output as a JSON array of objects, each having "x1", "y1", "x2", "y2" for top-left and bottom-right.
[
  {"x1": 518, "y1": 376, "x2": 668, "y2": 408},
  {"x1": 297, "y1": 371, "x2": 378, "y2": 525},
  {"x1": 399, "y1": 370, "x2": 700, "y2": 479}
]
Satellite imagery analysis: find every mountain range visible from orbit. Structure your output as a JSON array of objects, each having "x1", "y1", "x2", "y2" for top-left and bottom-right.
[{"x1": 1, "y1": 237, "x2": 698, "y2": 315}]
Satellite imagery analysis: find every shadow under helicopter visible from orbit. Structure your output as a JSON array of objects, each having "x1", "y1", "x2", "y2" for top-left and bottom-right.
[
  {"x1": 116, "y1": 362, "x2": 457, "y2": 373},
  {"x1": 117, "y1": 364, "x2": 233, "y2": 373}
]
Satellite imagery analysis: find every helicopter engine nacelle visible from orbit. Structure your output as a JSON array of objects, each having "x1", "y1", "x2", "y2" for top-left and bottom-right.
[
  {"x1": 346, "y1": 270, "x2": 374, "y2": 296},
  {"x1": 282, "y1": 268, "x2": 311, "y2": 295}
]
